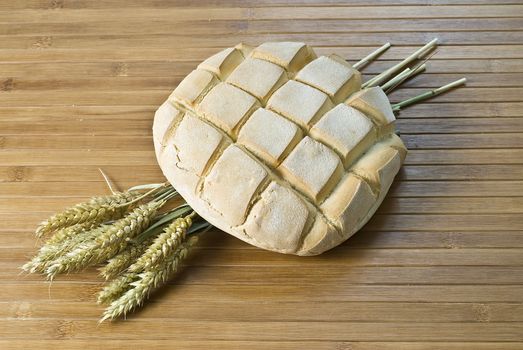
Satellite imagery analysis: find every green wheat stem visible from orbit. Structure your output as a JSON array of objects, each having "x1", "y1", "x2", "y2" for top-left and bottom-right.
[
  {"x1": 391, "y1": 78, "x2": 467, "y2": 112},
  {"x1": 363, "y1": 38, "x2": 437, "y2": 88},
  {"x1": 381, "y1": 67, "x2": 411, "y2": 91},
  {"x1": 384, "y1": 63, "x2": 426, "y2": 94},
  {"x1": 352, "y1": 42, "x2": 391, "y2": 70}
]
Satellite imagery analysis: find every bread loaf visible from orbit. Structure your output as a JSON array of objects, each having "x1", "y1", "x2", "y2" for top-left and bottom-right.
[{"x1": 153, "y1": 42, "x2": 407, "y2": 256}]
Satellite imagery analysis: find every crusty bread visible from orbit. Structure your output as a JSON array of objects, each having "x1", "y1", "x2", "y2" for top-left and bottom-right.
[{"x1": 153, "y1": 42, "x2": 407, "y2": 256}]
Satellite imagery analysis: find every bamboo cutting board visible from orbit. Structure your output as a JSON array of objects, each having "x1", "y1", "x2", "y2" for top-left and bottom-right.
[{"x1": 1, "y1": 1, "x2": 523, "y2": 349}]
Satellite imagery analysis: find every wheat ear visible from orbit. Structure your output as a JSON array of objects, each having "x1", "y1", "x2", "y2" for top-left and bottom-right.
[
  {"x1": 97, "y1": 272, "x2": 137, "y2": 305},
  {"x1": 23, "y1": 227, "x2": 97, "y2": 273},
  {"x1": 128, "y1": 213, "x2": 194, "y2": 273},
  {"x1": 100, "y1": 235, "x2": 198, "y2": 321},
  {"x1": 45, "y1": 201, "x2": 164, "y2": 278},
  {"x1": 45, "y1": 222, "x2": 94, "y2": 245},
  {"x1": 100, "y1": 237, "x2": 154, "y2": 280},
  {"x1": 35, "y1": 191, "x2": 140, "y2": 237},
  {"x1": 95, "y1": 201, "x2": 165, "y2": 248},
  {"x1": 99, "y1": 212, "x2": 195, "y2": 304}
]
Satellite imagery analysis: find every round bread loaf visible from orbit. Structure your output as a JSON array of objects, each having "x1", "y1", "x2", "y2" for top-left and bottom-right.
[{"x1": 153, "y1": 42, "x2": 407, "y2": 256}]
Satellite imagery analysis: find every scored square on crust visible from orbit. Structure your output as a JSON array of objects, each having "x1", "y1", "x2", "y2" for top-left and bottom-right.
[
  {"x1": 202, "y1": 145, "x2": 268, "y2": 226},
  {"x1": 266, "y1": 80, "x2": 333, "y2": 130},
  {"x1": 153, "y1": 101, "x2": 184, "y2": 149},
  {"x1": 197, "y1": 47, "x2": 245, "y2": 80},
  {"x1": 295, "y1": 55, "x2": 361, "y2": 103},
  {"x1": 241, "y1": 181, "x2": 310, "y2": 253},
  {"x1": 278, "y1": 136, "x2": 343, "y2": 202},
  {"x1": 169, "y1": 69, "x2": 218, "y2": 109},
  {"x1": 346, "y1": 87, "x2": 396, "y2": 135},
  {"x1": 227, "y1": 58, "x2": 288, "y2": 103},
  {"x1": 310, "y1": 104, "x2": 377, "y2": 167},
  {"x1": 320, "y1": 174, "x2": 376, "y2": 236},
  {"x1": 250, "y1": 41, "x2": 316, "y2": 73},
  {"x1": 171, "y1": 114, "x2": 224, "y2": 176},
  {"x1": 238, "y1": 108, "x2": 302, "y2": 166},
  {"x1": 197, "y1": 82, "x2": 260, "y2": 137}
]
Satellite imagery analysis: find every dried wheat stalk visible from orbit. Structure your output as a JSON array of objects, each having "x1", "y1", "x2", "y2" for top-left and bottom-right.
[
  {"x1": 100, "y1": 236, "x2": 155, "y2": 280},
  {"x1": 128, "y1": 213, "x2": 194, "y2": 273},
  {"x1": 45, "y1": 201, "x2": 164, "y2": 278},
  {"x1": 98, "y1": 272, "x2": 137, "y2": 305},
  {"x1": 35, "y1": 191, "x2": 140, "y2": 238},
  {"x1": 100, "y1": 235, "x2": 199, "y2": 321},
  {"x1": 23, "y1": 227, "x2": 96, "y2": 273}
]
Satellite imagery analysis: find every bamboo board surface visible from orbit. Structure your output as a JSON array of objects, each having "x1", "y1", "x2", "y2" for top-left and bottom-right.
[{"x1": 1, "y1": 1, "x2": 523, "y2": 349}]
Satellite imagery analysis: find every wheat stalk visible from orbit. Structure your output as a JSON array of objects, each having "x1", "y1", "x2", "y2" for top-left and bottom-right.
[
  {"x1": 35, "y1": 191, "x2": 140, "y2": 238},
  {"x1": 95, "y1": 201, "x2": 165, "y2": 248},
  {"x1": 100, "y1": 237, "x2": 154, "y2": 280},
  {"x1": 44, "y1": 225, "x2": 109, "y2": 278},
  {"x1": 100, "y1": 235, "x2": 198, "y2": 321},
  {"x1": 23, "y1": 227, "x2": 97, "y2": 273},
  {"x1": 352, "y1": 42, "x2": 390, "y2": 70},
  {"x1": 97, "y1": 272, "x2": 137, "y2": 305},
  {"x1": 45, "y1": 222, "x2": 94, "y2": 245},
  {"x1": 45, "y1": 201, "x2": 164, "y2": 278},
  {"x1": 128, "y1": 213, "x2": 194, "y2": 273}
]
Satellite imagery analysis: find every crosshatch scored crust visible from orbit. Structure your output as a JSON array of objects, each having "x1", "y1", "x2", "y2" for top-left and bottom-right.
[{"x1": 153, "y1": 42, "x2": 407, "y2": 256}]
